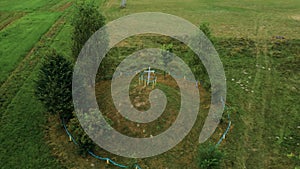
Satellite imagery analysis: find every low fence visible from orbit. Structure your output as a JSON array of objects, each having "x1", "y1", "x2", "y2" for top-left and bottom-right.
[{"x1": 62, "y1": 119, "x2": 142, "y2": 169}]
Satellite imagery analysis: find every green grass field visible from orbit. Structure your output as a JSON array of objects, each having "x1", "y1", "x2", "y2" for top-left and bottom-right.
[
  {"x1": 0, "y1": 12, "x2": 61, "y2": 85},
  {"x1": 0, "y1": 64, "x2": 63, "y2": 169},
  {"x1": 0, "y1": 0, "x2": 64, "y2": 11},
  {"x1": 0, "y1": 0, "x2": 69, "y2": 168},
  {"x1": 101, "y1": 0, "x2": 300, "y2": 39},
  {"x1": 0, "y1": 0, "x2": 299, "y2": 168}
]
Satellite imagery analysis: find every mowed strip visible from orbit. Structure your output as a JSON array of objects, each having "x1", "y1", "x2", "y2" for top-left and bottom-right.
[
  {"x1": 0, "y1": 12, "x2": 61, "y2": 85},
  {"x1": 0, "y1": 7, "x2": 70, "y2": 169},
  {"x1": 0, "y1": 15, "x2": 66, "y2": 119},
  {"x1": 0, "y1": 64, "x2": 62, "y2": 169}
]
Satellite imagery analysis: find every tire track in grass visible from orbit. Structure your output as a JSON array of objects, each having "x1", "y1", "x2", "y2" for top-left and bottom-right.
[
  {"x1": 0, "y1": 5, "x2": 73, "y2": 169},
  {"x1": 245, "y1": 43, "x2": 269, "y2": 168},
  {"x1": 263, "y1": 40, "x2": 299, "y2": 168},
  {"x1": 0, "y1": 14, "x2": 67, "y2": 120},
  {"x1": 263, "y1": 47, "x2": 286, "y2": 168},
  {"x1": 0, "y1": 12, "x2": 26, "y2": 31},
  {"x1": 257, "y1": 36, "x2": 274, "y2": 169},
  {"x1": 48, "y1": 0, "x2": 73, "y2": 12},
  {"x1": 240, "y1": 14, "x2": 272, "y2": 168}
]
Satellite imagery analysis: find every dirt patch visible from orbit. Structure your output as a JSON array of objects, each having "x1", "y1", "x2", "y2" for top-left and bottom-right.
[
  {"x1": 290, "y1": 15, "x2": 300, "y2": 21},
  {"x1": 96, "y1": 75, "x2": 181, "y2": 138}
]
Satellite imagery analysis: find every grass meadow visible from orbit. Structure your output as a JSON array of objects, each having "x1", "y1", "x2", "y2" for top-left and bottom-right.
[{"x1": 0, "y1": 0, "x2": 299, "y2": 168}]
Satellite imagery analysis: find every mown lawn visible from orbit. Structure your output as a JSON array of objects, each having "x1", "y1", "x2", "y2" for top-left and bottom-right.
[
  {"x1": 0, "y1": 12, "x2": 61, "y2": 85},
  {"x1": 51, "y1": 23, "x2": 73, "y2": 61},
  {"x1": 0, "y1": 0, "x2": 71, "y2": 168},
  {"x1": 0, "y1": 63, "x2": 63, "y2": 169}
]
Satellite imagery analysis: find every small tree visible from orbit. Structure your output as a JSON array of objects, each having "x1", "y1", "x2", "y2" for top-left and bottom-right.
[
  {"x1": 72, "y1": 1, "x2": 114, "y2": 81},
  {"x1": 72, "y1": 1, "x2": 106, "y2": 59},
  {"x1": 35, "y1": 50, "x2": 73, "y2": 120},
  {"x1": 198, "y1": 143, "x2": 223, "y2": 169}
]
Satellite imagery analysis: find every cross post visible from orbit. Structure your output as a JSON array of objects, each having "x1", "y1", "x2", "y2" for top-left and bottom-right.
[{"x1": 144, "y1": 67, "x2": 155, "y2": 85}]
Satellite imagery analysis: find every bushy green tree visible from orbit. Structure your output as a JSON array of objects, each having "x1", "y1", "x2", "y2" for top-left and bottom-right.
[
  {"x1": 35, "y1": 50, "x2": 73, "y2": 120},
  {"x1": 198, "y1": 144, "x2": 223, "y2": 169},
  {"x1": 72, "y1": 1, "x2": 106, "y2": 58},
  {"x1": 72, "y1": 1, "x2": 115, "y2": 81}
]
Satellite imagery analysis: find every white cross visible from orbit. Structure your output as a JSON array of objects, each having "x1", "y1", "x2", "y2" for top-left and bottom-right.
[{"x1": 144, "y1": 67, "x2": 155, "y2": 85}]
